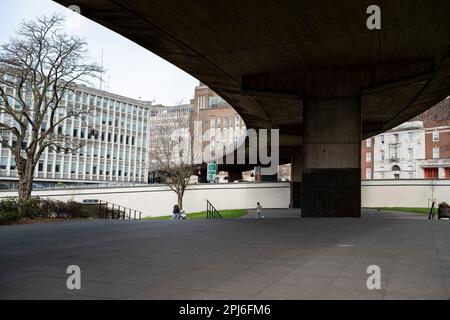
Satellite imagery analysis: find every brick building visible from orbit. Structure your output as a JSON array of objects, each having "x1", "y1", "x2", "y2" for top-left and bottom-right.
[
  {"x1": 361, "y1": 137, "x2": 375, "y2": 179},
  {"x1": 193, "y1": 83, "x2": 246, "y2": 158}
]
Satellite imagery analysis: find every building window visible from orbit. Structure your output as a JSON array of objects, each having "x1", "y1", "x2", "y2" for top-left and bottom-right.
[
  {"x1": 198, "y1": 96, "x2": 206, "y2": 109},
  {"x1": 432, "y1": 130, "x2": 440, "y2": 142},
  {"x1": 366, "y1": 168, "x2": 372, "y2": 180},
  {"x1": 47, "y1": 161, "x2": 53, "y2": 173},
  {"x1": 408, "y1": 132, "x2": 413, "y2": 142},
  {"x1": 366, "y1": 151, "x2": 372, "y2": 162},
  {"x1": 424, "y1": 168, "x2": 438, "y2": 180},
  {"x1": 433, "y1": 146, "x2": 440, "y2": 159},
  {"x1": 392, "y1": 165, "x2": 401, "y2": 180},
  {"x1": 445, "y1": 168, "x2": 450, "y2": 179},
  {"x1": 380, "y1": 150, "x2": 385, "y2": 161},
  {"x1": 389, "y1": 144, "x2": 399, "y2": 161},
  {"x1": 380, "y1": 135, "x2": 384, "y2": 144},
  {"x1": 366, "y1": 139, "x2": 371, "y2": 148},
  {"x1": 408, "y1": 148, "x2": 413, "y2": 161},
  {"x1": 209, "y1": 96, "x2": 227, "y2": 108}
]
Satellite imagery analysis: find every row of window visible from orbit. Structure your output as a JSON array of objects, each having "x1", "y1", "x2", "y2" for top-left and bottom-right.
[
  {"x1": 210, "y1": 115, "x2": 242, "y2": 130},
  {"x1": 67, "y1": 91, "x2": 149, "y2": 117},
  {"x1": 365, "y1": 147, "x2": 416, "y2": 162},
  {"x1": 366, "y1": 146, "x2": 440, "y2": 162},
  {"x1": 374, "y1": 130, "x2": 441, "y2": 146},
  {"x1": 198, "y1": 96, "x2": 228, "y2": 109},
  {"x1": 424, "y1": 168, "x2": 450, "y2": 179},
  {"x1": 365, "y1": 167, "x2": 450, "y2": 180},
  {"x1": 36, "y1": 160, "x2": 143, "y2": 177}
]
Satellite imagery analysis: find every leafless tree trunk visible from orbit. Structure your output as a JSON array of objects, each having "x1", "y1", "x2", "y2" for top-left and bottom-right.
[
  {"x1": 0, "y1": 14, "x2": 102, "y2": 205},
  {"x1": 148, "y1": 103, "x2": 197, "y2": 210}
]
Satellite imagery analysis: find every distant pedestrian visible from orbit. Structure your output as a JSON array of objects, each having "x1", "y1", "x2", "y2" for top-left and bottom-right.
[{"x1": 256, "y1": 202, "x2": 264, "y2": 219}]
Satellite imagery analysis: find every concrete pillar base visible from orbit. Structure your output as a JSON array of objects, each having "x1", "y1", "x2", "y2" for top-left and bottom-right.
[
  {"x1": 228, "y1": 170, "x2": 242, "y2": 182},
  {"x1": 301, "y1": 97, "x2": 361, "y2": 218},
  {"x1": 291, "y1": 153, "x2": 302, "y2": 208},
  {"x1": 302, "y1": 169, "x2": 361, "y2": 217},
  {"x1": 291, "y1": 181, "x2": 302, "y2": 208},
  {"x1": 261, "y1": 174, "x2": 278, "y2": 182}
]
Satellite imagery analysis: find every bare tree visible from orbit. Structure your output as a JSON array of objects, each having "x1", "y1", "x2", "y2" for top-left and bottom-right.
[
  {"x1": 148, "y1": 103, "x2": 197, "y2": 210},
  {"x1": 0, "y1": 14, "x2": 102, "y2": 204}
]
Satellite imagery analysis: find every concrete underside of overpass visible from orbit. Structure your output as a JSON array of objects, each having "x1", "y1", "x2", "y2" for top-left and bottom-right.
[{"x1": 53, "y1": 0, "x2": 450, "y2": 217}]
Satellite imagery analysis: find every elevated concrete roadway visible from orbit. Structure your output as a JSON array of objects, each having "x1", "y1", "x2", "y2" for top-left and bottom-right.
[{"x1": 53, "y1": 0, "x2": 450, "y2": 216}]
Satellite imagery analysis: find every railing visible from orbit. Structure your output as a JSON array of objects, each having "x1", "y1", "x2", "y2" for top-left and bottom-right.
[
  {"x1": 206, "y1": 200, "x2": 223, "y2": 219},
  {"x1": 428, "y1": 201, "x2": 436, "y2": 220},
  {"x1": 96, "y1": 200, "x2": 143, "y2": 220}
]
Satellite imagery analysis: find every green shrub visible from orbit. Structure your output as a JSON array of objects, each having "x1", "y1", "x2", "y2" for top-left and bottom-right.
[
  {"x1": 20, "y1": 197, "x2": 42, "y2": 218},
  {"x1": 64, "y1": 200, "x2": 84, "y2": 218},
  {"x1": 0, "y1": 197, "x2": 19, "y2": 213},
  {"x1": 0, "y1": 210, "x2": 22, "y2": 225},
  {"x1": 0, "y1": 197, "x2": 90, "y2": 223},
  {"x1": 39, "y1": 198, "x2": 59, "y2": 218}
]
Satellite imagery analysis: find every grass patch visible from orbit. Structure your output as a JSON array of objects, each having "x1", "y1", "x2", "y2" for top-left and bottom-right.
[
  {"x1": 144, "y1": 209, "x2": 247, "y2": 220},
  {"x1": 373, "y1": 207, "x2": 433, "y2": 214}
]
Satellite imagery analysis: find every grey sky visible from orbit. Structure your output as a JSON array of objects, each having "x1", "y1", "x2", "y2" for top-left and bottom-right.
[{"x1": 0, "y1": 0, "x2": 199, "y2": 105}]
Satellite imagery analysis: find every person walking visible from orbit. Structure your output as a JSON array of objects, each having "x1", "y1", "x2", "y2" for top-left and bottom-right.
[{"x1": 256, "y1": 202, "x2": 264, "y2": 219}]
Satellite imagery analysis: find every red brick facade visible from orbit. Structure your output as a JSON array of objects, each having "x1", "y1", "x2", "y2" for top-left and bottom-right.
[{"x1": 361, "y1": 138, "x2": 375, "y2": 180}]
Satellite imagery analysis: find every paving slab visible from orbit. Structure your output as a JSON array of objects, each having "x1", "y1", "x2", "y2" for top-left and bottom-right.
[{"x1": 0, "y1": 210, "x2": 449, "y2": 300}]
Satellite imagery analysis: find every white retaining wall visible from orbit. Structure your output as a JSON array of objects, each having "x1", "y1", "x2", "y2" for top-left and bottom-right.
[
  {"x1": 361, "y1": 180, "x2": 450, "y2": 208},
  {"x1": 1, "y1": 180, "x2": 449, "y2": 217},
  {"x1": 0, "y1": 182, "x2": 291, "y2": 217}
]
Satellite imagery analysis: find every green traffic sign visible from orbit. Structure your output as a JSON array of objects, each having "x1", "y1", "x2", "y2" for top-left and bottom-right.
[{"x1": 207, "y1": 163, "x2": 217, "y2": 182}]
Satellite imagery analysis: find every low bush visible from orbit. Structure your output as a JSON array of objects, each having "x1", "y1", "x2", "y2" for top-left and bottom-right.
[
  {"x1": 0, "y1": 210, "x2": 23, "y2": 225},
  {"x1": 0, "y1": 197, "x2": 90, "y2": 224},
  {"x1": 21, "y1": 197, "x2": 42, "y2": 218},
  {"x1": 65, "y1": 200, "x2": 85, "y2": 218},
  {"x1": 0, "y1": 197, "x2": 19, "y2": 213}
]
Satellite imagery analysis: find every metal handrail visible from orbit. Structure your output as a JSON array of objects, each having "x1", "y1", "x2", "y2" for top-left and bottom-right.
[
  {"x1": 206, "y1": 200, "x2": 223, "y2": 219},
  {"x1": 97, "y1": 200, "x2": 142, "y2": 220}
]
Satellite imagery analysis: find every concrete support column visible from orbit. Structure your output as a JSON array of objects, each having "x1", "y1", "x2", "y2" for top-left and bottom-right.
[
  {"x1": 302, "y1": 97, "x2": 361, "y2": 217},
  {"x1": 261, "y1": 174, "x2": 278, "y2": 182},
  {"x1": 291, "y1": 152, "x2": 302, "y2": 208},
  {"x1": 228, "y1": 170, "x2": 242, "y2": 182}
]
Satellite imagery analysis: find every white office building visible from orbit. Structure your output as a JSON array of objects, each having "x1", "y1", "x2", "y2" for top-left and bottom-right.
[{"x1": 0, "y1": 79, "x2": 151, "y2": 186}]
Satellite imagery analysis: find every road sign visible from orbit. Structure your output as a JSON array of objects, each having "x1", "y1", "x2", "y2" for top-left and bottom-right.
[{"x1": 207, "y1": 162, "x2": 217, "y2": 182}]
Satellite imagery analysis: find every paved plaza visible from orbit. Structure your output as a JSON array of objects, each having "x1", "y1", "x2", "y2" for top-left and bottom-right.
[{"x1": 0, "y1": 210, "x2": 449, "y2": 300}]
